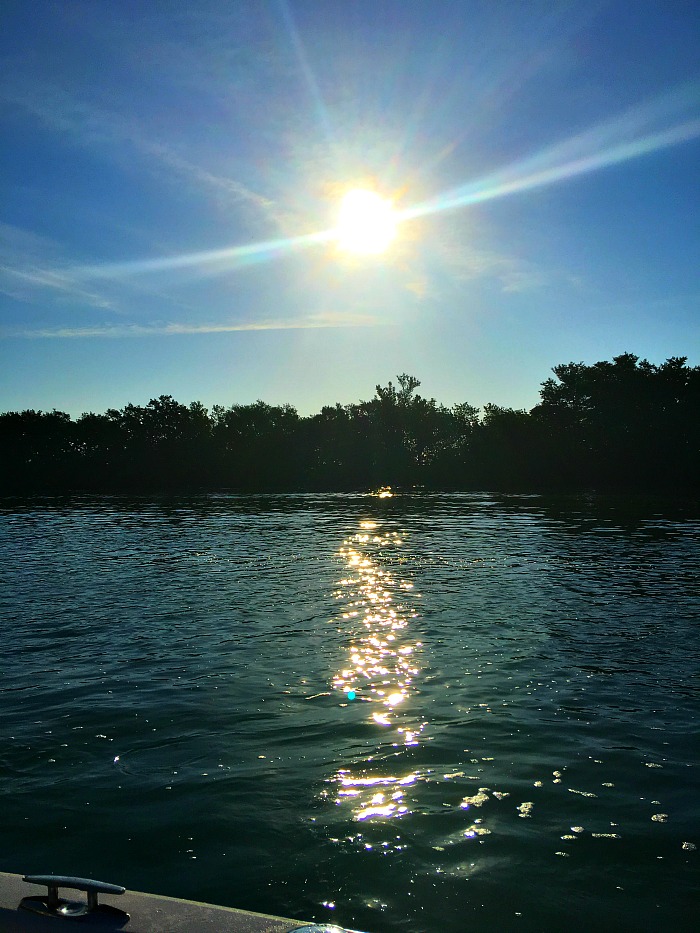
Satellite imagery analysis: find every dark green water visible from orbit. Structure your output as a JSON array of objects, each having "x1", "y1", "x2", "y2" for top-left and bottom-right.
[{"x1": 1, "y1": 493, "x2": 698, "y2": 932}]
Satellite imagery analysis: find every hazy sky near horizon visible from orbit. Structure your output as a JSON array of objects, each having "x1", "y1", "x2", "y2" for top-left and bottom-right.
[{"x1": 1, "y1": 0, "x2": 698, "y2": 418}]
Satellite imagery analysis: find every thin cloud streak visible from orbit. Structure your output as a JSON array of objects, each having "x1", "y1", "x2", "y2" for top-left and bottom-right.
[
  {"x1": 3, "y1": 312, "x2": 380, "y2": 340},
  {"x1": 0, "y1": 265, "x2": 116, "y2": 310},
  {"x1": 0, "y1": 223, "x2": 203, "y2": 314},
  {"x1": 0, "y1": 222, "x2": 118, "y2": 310},
  {"x1": 138, "y1": 139, "x2": 275, "y2": 213},
  {"x1": 1, "y1": 81, "x2": 275, "y2": 217}
]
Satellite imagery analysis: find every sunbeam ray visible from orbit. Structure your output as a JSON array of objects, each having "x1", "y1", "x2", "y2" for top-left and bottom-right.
[{"x1": 277, "y1": 0, "x2": 335, "y2": 146}]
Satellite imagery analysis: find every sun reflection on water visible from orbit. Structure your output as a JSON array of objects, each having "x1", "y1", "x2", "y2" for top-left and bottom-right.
[{"x1": 329, "y1": 519, "x2": 425, "y2": 823}]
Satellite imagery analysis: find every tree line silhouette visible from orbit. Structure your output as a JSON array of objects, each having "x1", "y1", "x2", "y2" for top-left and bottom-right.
[{"x1": 1, "y1": 354, "x2": 698, "y2": 493}]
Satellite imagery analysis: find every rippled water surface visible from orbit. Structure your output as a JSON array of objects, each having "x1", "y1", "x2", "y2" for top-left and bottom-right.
[{"x1": 1, "y1": 493, "x2": 698, "y2": 932}]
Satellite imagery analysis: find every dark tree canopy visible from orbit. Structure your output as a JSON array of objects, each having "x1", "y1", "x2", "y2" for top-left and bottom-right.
[{"x1": 1, "y1": 355, "x2": 698, "y2": 493}]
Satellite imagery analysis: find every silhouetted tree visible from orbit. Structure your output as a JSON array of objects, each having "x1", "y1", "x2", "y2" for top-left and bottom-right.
[
  {"x1": 1, "y1": 357, "x2": 697, "y2": 493},
  {"x1": 0, "y1": 409, "x2": 74, "y2": 489},
  {"x1": 211, "y1": 401, "x2": 300, "y2": 489},
  {"x1": 533, "y1": 353, "x2": 700, "y2": 487}
]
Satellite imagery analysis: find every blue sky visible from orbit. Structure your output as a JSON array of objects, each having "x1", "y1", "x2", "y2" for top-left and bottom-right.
[{"x1": 1, "y1": 0, "x2": 698, "y2": 417}]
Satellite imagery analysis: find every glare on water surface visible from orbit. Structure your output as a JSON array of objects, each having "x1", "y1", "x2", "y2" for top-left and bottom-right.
[
  {"x1": 2, "y1": 494, "x2": 699, "y2": 932},
  {"x1": 329, "y1": 519, "x2": 425, "y2": 824}
]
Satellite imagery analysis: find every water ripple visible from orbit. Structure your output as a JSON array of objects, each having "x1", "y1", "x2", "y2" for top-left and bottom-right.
[{"x1": 1, "y1": 492, "x2": 698, "y2": 932}]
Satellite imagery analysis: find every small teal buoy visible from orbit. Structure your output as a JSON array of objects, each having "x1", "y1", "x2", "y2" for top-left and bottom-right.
[{"x1": 347, "y1": 690, "x2": 356, "y2": 701}]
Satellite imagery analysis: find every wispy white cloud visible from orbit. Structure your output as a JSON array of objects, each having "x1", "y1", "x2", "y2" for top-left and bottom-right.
[
  {"x1": 414, "y1": 221, "x2": 552, "y2": 295},
  {"x1": 1, "y1": 311, "x2": 380, "y2": 340},
  {"x1": 0, "y1": 265, "x2": 115, "y2": 309},
  {"x1": 0, "y1": 222, "x2": 229, "y2": 317},
  {"x1": 1, "y1": 80, "x2": 276, "y2": 218},
  {"x1": 136, "y1": 139, "x2": 275, "y2": 215},
  {"x1": 0, "y1": 222, "x2": 117, "y2": 310},
  {"x1": 451, "y1": 248, "x2": 548, "y2": 293}
]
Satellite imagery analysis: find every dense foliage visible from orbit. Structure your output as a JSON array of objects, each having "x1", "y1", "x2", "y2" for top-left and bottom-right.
[{"x1": 1, "y1": 355, "x2": 698, "y2": 492}]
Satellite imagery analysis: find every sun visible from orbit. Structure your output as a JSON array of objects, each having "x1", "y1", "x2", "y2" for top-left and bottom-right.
[{"x1": 335, "y1": 188, "x2": 397, "y2": 255}]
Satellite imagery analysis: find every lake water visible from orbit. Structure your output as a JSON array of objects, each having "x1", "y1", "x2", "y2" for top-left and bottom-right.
[{"x1": 1, "y1": 492, "x2": 698, "y2": 932}]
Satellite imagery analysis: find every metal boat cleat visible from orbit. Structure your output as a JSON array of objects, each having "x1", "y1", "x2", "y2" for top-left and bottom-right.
[
  {"x1": 1, "y1": 871, "x2": 367, "y2": 931},
  {"x1": 20, "y1": 875, "x2": 129, "y2": 925}
]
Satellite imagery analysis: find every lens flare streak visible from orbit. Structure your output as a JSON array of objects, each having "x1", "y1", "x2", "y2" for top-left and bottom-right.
[
  {"x1": 72, "y1": 229, "x2": 334, "y2": 280},
  {"x1": 403, "y1": 87, "x2": 700, "y2": 221},
  {"x1": 65, "y1": 84, "x2": 698, "y2": 284}
]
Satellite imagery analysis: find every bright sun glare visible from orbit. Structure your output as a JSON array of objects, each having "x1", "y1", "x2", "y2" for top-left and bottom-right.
[{"x1": 336, "y1": 188, "x2": 397, "y2": 255}]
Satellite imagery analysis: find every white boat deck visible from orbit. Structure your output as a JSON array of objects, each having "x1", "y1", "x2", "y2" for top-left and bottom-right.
[{"x1": 0, "y1": 872, "x2": 352, "y2": 933}]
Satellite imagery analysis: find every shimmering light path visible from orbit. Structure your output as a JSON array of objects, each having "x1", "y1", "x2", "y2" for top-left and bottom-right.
[
  {"x1": 316, "y1": 494, "x2": 700, "y2": 926},
  {"x1": 330, "y1": 519, "x2": 425, "y2": 825},
  {"x1": 2, "y1": 494, "x2": 699, "y2": 932}
]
